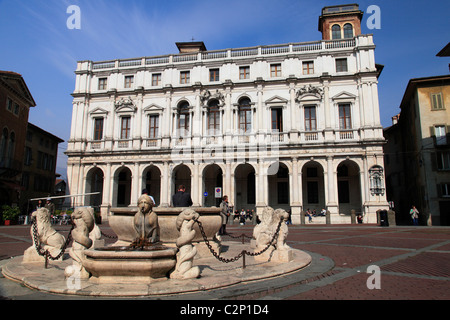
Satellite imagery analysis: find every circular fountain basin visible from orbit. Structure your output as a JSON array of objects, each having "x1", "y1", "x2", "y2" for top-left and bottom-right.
[
  {"x1": 108, "y1": 207, "x2": 222, "y2": 244},
  {"x1": 82, "y1": 244, "x2": 177, "y2": 284}
]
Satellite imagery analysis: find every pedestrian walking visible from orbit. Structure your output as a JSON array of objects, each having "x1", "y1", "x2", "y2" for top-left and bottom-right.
[
  {"x1": 410, "y1": 205, "x2": 419, "y2": 226},
  {"x1": 219, "y1": 195, "x2": 230, "y2": 235},
  {"x1": 172, "y1": 185, "x2": 193, "y2": 207}
]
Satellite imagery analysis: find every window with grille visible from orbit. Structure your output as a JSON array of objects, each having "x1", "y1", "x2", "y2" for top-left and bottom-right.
[
  {"x1": 239, "y1": 98, "x2": 252, "y2": 133},
  {"x1": 94, "y1": 118, "x2": 104, "y2": 141},
  {"x1": 239, "y1": 66, "x2": 250, "y2": 79},
  {"x1": 302, "y1": 61, "x2": 314, "y2": 75},
  {"x1": 339, "y1": 104, "x2": 352, "y2": 129},
  {"x1": 207, "y1": 100, "x2": 220, "y2": 134},
  {"x1": 336, "y1": 58, "x2": 348, "y2": 72},
  {"x1": 270, "y1": 64, "x2": 281, "y2": 77},
  {"x1": 124, "y1": 76, "x2": 134, "y2": 88},
  {"x1": 304, "y1": 106, "x2": 317, "y2": 131},
  {"x1": 98, "y1": 78, "x2": 107, "y2": 90},
  {"x1": 152, "y1": 73, "x2": 161, "y2": 86},
  {"x1": 180, "y1": 71, "x2": 190, "y2": 84},
  {"x1": 209, "y1": 69, "x2": 219, "y2": 82},
  {"x1": 120, "y1": 116, "x2": 131, "y2": 139},
  {"x1": 149, "y1": 115, "x2": 159, "y2": 138}
]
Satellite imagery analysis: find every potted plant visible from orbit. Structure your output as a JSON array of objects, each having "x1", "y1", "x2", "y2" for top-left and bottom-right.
[{"x1": 2, "y1": 205, "x2": 20, "y2": 226}]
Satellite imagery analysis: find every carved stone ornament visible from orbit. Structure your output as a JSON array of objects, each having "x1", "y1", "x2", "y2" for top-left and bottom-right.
[
  {"x1": 295, "y1": 84, "x2": 324, "y2": 101},
  {"x1": 200, "y1": 89, "x2": 225, "y2": 107},
  {"x1": 115, "y1": 96, "x2": 136, "y2": 111}
]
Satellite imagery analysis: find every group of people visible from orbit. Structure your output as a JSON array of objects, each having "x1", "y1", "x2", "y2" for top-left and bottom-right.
[
  {"x1": 233, "y1": 209, "x2": 255, "y2": 225},
  {"x1": 304, "y1": 208, "x2": 327, "y2": 223}
]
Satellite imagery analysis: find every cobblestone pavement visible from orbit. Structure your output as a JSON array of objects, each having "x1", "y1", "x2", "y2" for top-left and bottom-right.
[{"x1": 1, "y1": 222, "x2": 449, "y2": 301}]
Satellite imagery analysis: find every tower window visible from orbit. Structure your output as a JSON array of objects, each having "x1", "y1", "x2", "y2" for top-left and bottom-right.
[
  {"x1": 332, "y1": 24, "x2": 341, "y2": 40},
  {"x1": 343, "y1": 23, "x2": 353, "y2": 38}
]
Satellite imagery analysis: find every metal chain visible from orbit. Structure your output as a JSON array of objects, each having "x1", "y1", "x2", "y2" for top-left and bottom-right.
[
  {"x1": 194, "y1": 217, "x2": 283, "y2": 264},
  {"x1": 101, "y1": 230, "x2": 118, "y2": 239},
  {"x1": 31, "y1": 218, "x2": 74, "y2": 262}
]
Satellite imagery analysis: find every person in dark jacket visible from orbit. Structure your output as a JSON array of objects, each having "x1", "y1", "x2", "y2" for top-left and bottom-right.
[{"x1": 172, "y1": 185, "x2": 193, "y2": 207}]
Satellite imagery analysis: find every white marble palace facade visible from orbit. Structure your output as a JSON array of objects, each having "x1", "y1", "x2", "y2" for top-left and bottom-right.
[{"x1": 66, "y1": 4, "x2": 389, "y2": 223}]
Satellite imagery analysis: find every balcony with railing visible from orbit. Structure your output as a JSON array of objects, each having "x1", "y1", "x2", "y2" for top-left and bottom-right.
[{"x1": 86, "y1": 36, "x2": 368, "y2": 72}]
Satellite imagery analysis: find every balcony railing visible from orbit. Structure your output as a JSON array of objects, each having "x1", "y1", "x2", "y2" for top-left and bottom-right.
[
  {"x1": 83, "y1": 128, "x2": 366, "y2": 153},
  {"x1": 87, "y1": 36, "x2": 368, "y2": 71}
]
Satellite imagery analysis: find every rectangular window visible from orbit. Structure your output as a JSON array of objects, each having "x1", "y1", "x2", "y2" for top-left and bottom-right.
[
  {"x1": 239, "y1": 108, "x2": 252, "y2": 133},
  {"x1": 339, "y1": 104, "x2": 352, "y2": 129},
  {"x1": 124, "y1": 76, "x2": 134, "y2": 88},
  {"x1": 435, "y1": 125, "x2": 447, "y2": 145},
  {"x1": 149, "y1": 115, "x2": 159, "y2": 138},
  {"x1": 13, "y1": 103, "x2": 19, "y2": 115},
  {"x1": 152, "y1": 73, "x2": 161, "y2": 86},
  {"x1": 24, "y1": 147, "x2": 32, "y2": 166},
  {"x1": 6, "y1": 98, "x2": 13, "y2": 111},
  {"x1": 271, "y1": 108, "x2": 283, "y2": 132},
  {"x1": 209, "y1": 69, "x2": 219, "y2": 82},
  {"x1": 431, "y1": 93, "x2": 444, "y2": 110},
  {"x1": 98, "y1": 78, "x2": 107, "y2": 90},
  {"x1": 94, "y1": 118, "x2": 104, "y2": 141},
  {"x1": 302, "y1": 61, "x2": 314, "y2": 75},
  {"x1": 120, "y1": 116, "x2": 131, "y2": 139},
  {"x1": 239, "y1": 66, "x2": 250, "y2": 79},
  {"x1": 440, "y1": 183, "x2": 450, "y2": 197},
  {"x1": 304, "y1": 106, "x2": 317, "y2": 131},
  {"x1": 208, "y1": 109, "x2": 220, "y2": 133},
  {"x1": 335, "y1": 58, "x2": 348, "y2": 72},
  {"x1": 437, "y1": 151, "x2": 450, "y2": 170},
  {"x1": 270, "y1": 64, "x2": 281, "y2": 77},
  {"x1": 180, "y1": 71, "x2": 190, "y2": 84}
]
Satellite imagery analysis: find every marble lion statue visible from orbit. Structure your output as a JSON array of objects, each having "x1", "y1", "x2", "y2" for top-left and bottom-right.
[
  {"x1": 170, "y1": 209, "x2": 200, "y2": 280},
  {"x1": 65, "y1": 207, "x2": 95, "y2": 279},
  {"x1": 23, "y1": 207, "x2": 66, "y2": 263}
]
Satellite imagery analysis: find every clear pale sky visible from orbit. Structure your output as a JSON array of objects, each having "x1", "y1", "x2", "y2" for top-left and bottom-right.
[{"x1": 1, "y1": 0, "x2": 449, "y2": 179}]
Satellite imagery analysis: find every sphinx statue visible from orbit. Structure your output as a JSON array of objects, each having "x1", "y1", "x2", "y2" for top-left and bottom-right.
[{"x1": 131, "y1": 194, "x2": 159, "y2": 247}]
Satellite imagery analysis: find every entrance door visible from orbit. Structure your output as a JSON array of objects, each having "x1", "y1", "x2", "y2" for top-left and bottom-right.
[{"x1": 439, "y1": 201, "x2": 450, "y2": 226}]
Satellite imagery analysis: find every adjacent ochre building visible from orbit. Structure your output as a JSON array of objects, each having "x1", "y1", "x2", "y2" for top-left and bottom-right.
[
  {"x1": 384, "y1": 75, "x2": 450, "y2": 226},
  {"x1": 66, "y1": 4, "x2": 389, "y2": 223}
]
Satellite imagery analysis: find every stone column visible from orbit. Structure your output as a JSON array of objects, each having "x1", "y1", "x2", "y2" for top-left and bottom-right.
[
  {"x1": 326, "y1": 156, "x2": 338, "y2": 215},
  {"x1": 101, "y1": 163, "x2": 112, "y2": 220}
]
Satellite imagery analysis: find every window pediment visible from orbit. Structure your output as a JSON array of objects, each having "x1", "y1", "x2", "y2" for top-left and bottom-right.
[
  {"x1": 265, "y1": 95, "x2": 288, "y2": 105},
  {"x1": 332, "y1": 91, "x2": 356, "y2": 101},
  {"x1": 143, "y1": 104, "x2": 164, "y2": 114},
  {"x1": 89, "y1": 107, "x2": 109, "y2": 116}
]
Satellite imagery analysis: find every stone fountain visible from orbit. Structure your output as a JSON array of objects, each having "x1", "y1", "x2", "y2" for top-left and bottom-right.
[
  {"x1": 80, "y1": 195, "x2": 176, "y2": 283},
  {"x1": 2, "y1": 197, "x2": 312, "y2": 298}
]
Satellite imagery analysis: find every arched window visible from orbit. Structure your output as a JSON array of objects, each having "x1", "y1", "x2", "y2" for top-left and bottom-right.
[
  {"x1": 238, "y1": 98, "x2": 252, "y2": 133},
  {"x1": 207, "y1": 99, "x2": 220, "y2": 135},
  {"x1": 332, "y1": 24, "x2": 341, "y2": 40},
  {"x1": 343, "y1": 23, "x2": 353, "y2": 38},
  {"x1": 0, "y1": 128, "x2": 8, "y2": 160},
  {"x1": 7, "y1": 132, "x2": 15, "y2": 160},
  {"x1": 177, "y1": 101, "x2": 190, "y2": 137}
]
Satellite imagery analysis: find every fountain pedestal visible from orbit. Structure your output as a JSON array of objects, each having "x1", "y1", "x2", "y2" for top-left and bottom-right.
[{"x1": 83, "y1": 245, "x2": 177, "y2": 284}]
